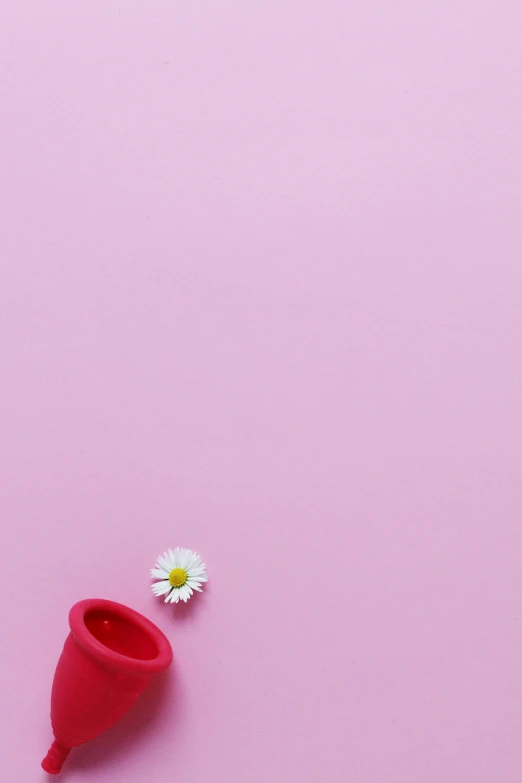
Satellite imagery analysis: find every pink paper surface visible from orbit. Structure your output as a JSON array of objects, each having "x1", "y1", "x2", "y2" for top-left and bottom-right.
[{"x1": 1, "y1": 1, "x2": 521, "y2": 781}]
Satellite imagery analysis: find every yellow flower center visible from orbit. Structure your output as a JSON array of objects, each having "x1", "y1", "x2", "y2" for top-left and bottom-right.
[{"x1": 169, "y1": 567, "x2": 188, "y2": 588}]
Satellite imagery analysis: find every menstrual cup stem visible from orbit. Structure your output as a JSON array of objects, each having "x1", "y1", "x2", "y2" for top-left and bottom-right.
[{"x1": 41, "y1": 741, "x2": 71, "y2": 775}]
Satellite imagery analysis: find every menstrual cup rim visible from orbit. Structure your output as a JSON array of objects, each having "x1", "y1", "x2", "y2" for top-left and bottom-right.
[{"x1": 69, "y1": 598, "x2": 173, "y2": 674}]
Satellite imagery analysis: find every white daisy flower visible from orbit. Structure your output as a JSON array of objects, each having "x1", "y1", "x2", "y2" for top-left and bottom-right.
[{"x1": 151, "y1": 548, "x2": 208, "y2": 604}]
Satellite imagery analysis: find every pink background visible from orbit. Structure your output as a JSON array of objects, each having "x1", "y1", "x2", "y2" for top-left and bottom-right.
[{"x1": 1, "y1": 1, "x2": 521, "y2": 781}]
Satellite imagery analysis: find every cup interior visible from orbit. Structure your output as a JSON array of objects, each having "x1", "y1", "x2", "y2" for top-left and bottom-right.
[{"x1": 84, "y1": 609, "x2": 158, "y2": 661}]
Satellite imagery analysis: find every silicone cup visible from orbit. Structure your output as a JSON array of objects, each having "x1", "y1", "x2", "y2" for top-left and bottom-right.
[{"x1": 42, "y1": 598, "x2": 173, "y2": 775}]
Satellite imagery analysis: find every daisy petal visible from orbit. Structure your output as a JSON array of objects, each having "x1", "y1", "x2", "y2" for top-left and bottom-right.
[
  {"x1": 186, "y1": 552, "x2": 200, "y2": 570},
  {"x1": 158, "y1": 553, "x2": 173, "y2": 572},
  {"x1": 189, "y1": 562, "x2": 206, "y2": 574},
  {"x1": 179, "y1": 585, "x2": 191, "y2": 602},
  {"x1": 152, "y1": 581, "x2": 171, "y2": 596},
  {"x1": 179, "y1": 549, "x2": 191, "y2": 569},
  {"x1": 151, "y1": 568, "x2": 169, "y2": 579}
]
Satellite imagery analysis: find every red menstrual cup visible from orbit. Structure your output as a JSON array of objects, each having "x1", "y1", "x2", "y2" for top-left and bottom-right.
[{"x1": 41, "y1": 598, "x2": 173, "y2": 775}]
